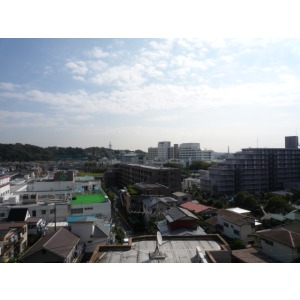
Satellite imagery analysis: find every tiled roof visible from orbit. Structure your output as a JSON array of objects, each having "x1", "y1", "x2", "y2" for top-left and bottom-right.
[
  {"x1": 232, "y1": 247, "x2": 278, "y2": 263},
  {"x1": 21, "y1": 228, "x2": 80, "y2": 260},
  {"x1": 180, "y1": 202, "x2": 216, "y2": 214},
  {"x1": 205, "y1": 216, "x2": 218, "y2": 227},
  {"x1": 258, "y1": 228, "x2": 300, "y2": 249},
  {"x1": 165, "y1": 206, "x2": 198, "y2": 222},
  {"x1": 218, "y1": 209, "x2": 255, "y2": 226}
]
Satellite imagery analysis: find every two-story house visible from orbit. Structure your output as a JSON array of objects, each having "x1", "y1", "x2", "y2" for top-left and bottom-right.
[{"x1": 212, "y1": 209, "x2": 256, "y2": 244}]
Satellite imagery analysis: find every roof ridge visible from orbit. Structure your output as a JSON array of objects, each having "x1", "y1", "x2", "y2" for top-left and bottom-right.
[{"x1": 44, "y1": 227, "x2": 63, "y2": 248}]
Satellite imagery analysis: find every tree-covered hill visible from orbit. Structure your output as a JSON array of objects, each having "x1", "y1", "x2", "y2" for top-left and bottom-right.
[{"x1": 0, "y1": 143, "x2": 146, "y2": 162}]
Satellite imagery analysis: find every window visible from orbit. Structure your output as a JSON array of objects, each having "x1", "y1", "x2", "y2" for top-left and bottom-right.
[
  {"x1": 41, "y1": 210, "x2": 46, "y2": 215},
  {"x1": 234, "y1": 229, "x2": 240, "y2": 236},
  {"x1": 264, "y1": 239, "x2": 274, "y2": 246},
  {"x1": 71, "y1": 208, "x2": 83, "y2": 214},
  {"x1": 224, "y1": 222, "x2": 229, "y2": 227},
  {"x1": 0, "y1": 213, "x2": 5, "y2": 217},
  {"x1": 32, "y1": 210, "x2": 36, "y2": 217},
  {"x1": 50, "y1": 209, "x2": 55, "y2": 214}
]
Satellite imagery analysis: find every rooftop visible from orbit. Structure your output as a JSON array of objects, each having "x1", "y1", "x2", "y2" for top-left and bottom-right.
[
  {"x1": 180, "y1": 202, "x2": 216, "y2": 214},
  {"x1": 93, "y1": 235, "x2": 230, "y2": 263},
  {"x1": 71, "y1": 193, "x2": 106, "y2": 205},
  {"x1": 232, "y1": 247, "x2": 278, "y2": 263}
]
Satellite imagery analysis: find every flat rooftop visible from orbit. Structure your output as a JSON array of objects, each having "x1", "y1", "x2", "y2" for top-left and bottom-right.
[
  {"x1": 95, "y1": 235, "x2": 230, "y2": 263},
  {"x1": 71, "y1": 193, "x2": 106, "y2": 205}
]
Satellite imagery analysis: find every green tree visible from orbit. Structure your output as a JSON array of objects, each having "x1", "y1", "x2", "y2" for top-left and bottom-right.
[
  {"x1": 232, "y1": 192, "x2": 258, "y2": 211},
  {"x1": 264, "y1": 196, "x2": 293, "y2": 214}
]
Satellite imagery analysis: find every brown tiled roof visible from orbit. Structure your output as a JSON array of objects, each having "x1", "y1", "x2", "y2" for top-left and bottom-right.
[
  {"x1": 232, "y1": 247, "x2": 278, "y2": 263},
  {"x1": 20, "y1": 228, "x2": 80, "y2": 260},
  {"x1": 180, "y1": 202, "x2": 217, "y2": 214},
  {"x1": 205, "y1": 216, "x2": 218, "y2": 226},
  {"x1": 258, "y1": 228, "x2": 300, "y2": 249},
  {"x1": 218, "y1": 209, "x2": 255, "y2": 226}
]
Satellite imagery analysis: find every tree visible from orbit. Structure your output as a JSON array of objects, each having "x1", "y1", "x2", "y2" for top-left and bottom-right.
[
  {"x1": 264, "y1": 196, "x2": 293, "y2": 214},
  {"x1": 232, "y1": 192, "x2": 258, "y2": 211},
  {"x1": 113, "y1": 227, "x2": 125, "y2": 244}
]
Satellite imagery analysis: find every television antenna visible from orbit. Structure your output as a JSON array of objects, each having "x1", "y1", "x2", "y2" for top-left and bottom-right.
[{"x1": 149, "y1": 231, "x2": 166, "y2": 260}]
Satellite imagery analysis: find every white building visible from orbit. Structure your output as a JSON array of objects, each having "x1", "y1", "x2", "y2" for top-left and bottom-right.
[
  {"x1": 158, "y1": 141, "x2": 171, "y2": 161},
  {"x1": 0, "y1": 175, "x2": 11, "y2": 201},
  {"x1": 216, "y1": 209, "x2": 256, "y2": 244},
  {"x1": 257, "y1": 223, "x2": 300, "y2": 263},
  {"x1": 179, "y1": 143, "x2": 213, "y2": 163}
]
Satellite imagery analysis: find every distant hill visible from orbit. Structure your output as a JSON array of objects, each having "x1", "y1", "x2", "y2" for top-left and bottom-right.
[{"x1": 0, "y1": 143, "x2": 146, "y2": 162}]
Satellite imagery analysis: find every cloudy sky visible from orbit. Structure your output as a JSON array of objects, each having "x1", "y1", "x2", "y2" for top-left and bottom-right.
[{"x1": 1, "y1": 38, "x2": 300, "y2": 152}]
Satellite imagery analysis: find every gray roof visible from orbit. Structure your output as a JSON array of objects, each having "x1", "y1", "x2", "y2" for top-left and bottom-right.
[
  {"x1": 143, "y1": 197, "x2": 175, "y2": 208},
  {"x1": 165, "y1": 207, "x2": 198, "y2": 222},
  {"x1": 218, "y1": 209, "x2": 255, "y2": 226},
  {"x1": 157, "y1": 219, "x2": 206, "y2": 235},
  {"x1": 20, "y1": 228, "x2": 80, "y2": 260},
  {"x1": 69, "y1": 216, "x2": 111, "y2": 237},
  {"x1": 258, "y1": 228, "x2": 300, "y2": 249}
]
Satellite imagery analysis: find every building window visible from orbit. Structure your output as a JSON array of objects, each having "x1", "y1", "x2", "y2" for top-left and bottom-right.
[
  {"x1": 41, "y1": 210, "x2": 46, "y2": 215},
  {"x1": 264, "y1": 239, "x2": 274, "y2": 246},
  {"x1": 84, "y1": 207, "x2": 93, "y2": 211},
  {"x1": 224, "y1": 222, "x2": 229, "y2": 227},
  {"x1": 71, "y1": 208, "x2": 83, "y2": 214},
  {"x1": 50, "y1": 209, "x2": 55, "y2": 214},
  {"x1": 32, "y1": 210, "x2": 36, "y2": 217},
  {"x1": 0, "y1": 213, "x2": 5, "y2": 217},
  {"x1": 234, "y1": 229, "x2": 240, "y2": 236}
]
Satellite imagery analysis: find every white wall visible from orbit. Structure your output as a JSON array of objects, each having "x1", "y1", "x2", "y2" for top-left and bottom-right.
[{"x1": 261, "y1": 239, "x2": 299, "y2": 263}]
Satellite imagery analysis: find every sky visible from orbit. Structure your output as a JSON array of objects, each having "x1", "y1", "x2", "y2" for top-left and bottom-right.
[{"x1": 1, "y1": 38, "x2": 300, "y2": 152}]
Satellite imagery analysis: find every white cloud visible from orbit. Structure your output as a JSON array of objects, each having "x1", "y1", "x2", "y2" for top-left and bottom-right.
[
  {"x1": 0, "y1": 82, "x2": 21, "y2": 91},
  {"x1": 65, "y1": 60, "x2": 88, "y2": 75},
  {"x1": 87, "y1": 47, "x2": 109, "y2": 58}
]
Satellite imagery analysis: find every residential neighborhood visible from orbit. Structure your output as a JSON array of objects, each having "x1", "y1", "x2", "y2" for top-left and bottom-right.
[{"x1": 1, "y1": 136, "x2": 300, "y2": 264}]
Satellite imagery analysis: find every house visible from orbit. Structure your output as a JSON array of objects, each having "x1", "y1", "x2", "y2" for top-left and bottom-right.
[
  {"x1": 179, "y1": 202, "x2": 217, "y2": 218},
  {"x1": 0, "y1": 228, "x2": 18, "y2": 262},
  {"x1": 257, "y1": 223, "x2": 300, "y2": 263},
  {"x1": 0, "y1": 222, "x2": 28, "y2": 260},
  {"x1": 19, "y1": 227, "x2": 84, "y2": 263},
  {"x1": 142, "y1": 197, "x2": 177, "y2": 222},
  {"x1": 164, "y1": 206, "x2": 199, "y2": 231},
  {"x1": 67, "y1": 215, "x2": 112, "y2": 253},
  {"x1": 171, "y1": 192, "x2": 192, "y2": 205},
  {"x1": 207, "y1": 209, "x2": 256, "y2": 244}
]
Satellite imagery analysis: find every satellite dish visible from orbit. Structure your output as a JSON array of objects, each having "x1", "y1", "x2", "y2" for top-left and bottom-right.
[{"x1": 157, "y1": 231, "x2": 163, "y2": 246}]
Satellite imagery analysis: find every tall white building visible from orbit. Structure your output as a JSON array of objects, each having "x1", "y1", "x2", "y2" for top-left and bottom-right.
[{"x1": 157, "y1": 141, "x2": 171, "y2": 161}]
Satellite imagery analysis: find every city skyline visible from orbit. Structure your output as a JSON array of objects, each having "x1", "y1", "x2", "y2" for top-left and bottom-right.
[{"x1": 1, "y1": 39, "x2": 300, "y2": 152}]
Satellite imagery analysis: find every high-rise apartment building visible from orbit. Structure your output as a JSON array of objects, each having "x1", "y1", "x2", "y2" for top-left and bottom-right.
[
  {"x1": 205, "y1": 137, "x2": 300, "y2": 195},
  {"x1": 285, "y1": 136, "x2": 299, "y2": 149}
]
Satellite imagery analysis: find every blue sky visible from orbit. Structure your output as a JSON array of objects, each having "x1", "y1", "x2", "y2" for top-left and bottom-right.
[{"x1": 1, "y1": 38, "x2": 300, "y2": 152}]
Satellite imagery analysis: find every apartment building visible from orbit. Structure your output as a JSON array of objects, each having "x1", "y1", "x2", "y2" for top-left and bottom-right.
[
  {"x1": 116, "y1": 164, "x2": 182, "y2": 193},
  {"x1": 148, "y1": 141, "x2": 212, "y2": 163},
  {"x1": 206, "y1": 138, "x2": 300, "y2": 195}
]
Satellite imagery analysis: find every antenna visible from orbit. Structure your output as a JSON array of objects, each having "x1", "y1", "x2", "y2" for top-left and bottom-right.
[
  {"x1": 149, "y1": 231, "x2": 166, "y2": 260},
  {"x1": 157, "y1": 231, "x2": 163, "y2": 246}
]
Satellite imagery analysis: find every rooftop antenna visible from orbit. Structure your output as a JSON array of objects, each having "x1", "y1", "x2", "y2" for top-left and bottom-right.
[{"x1": 149, "y1": 231, "x2": 166, "y2": 260}]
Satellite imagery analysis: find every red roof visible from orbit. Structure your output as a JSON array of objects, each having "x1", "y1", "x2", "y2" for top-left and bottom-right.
[{"x1": 180, "y1": 202, "x2": 217, "y2": 214}]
